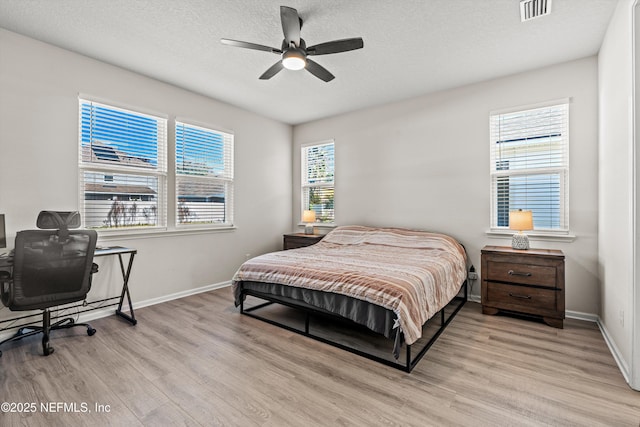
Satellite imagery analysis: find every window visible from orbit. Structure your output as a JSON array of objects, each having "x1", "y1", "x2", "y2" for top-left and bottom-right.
[
  {"x1": 302, "y1": 141, "x2": 335, "y2": 223},
  {"x1": 79, "y1": 99, "x2": 167, "y2": 230},
  {"x1": 490, "y1": 101, "x2": 569, "y2": 232},
  {"x1": 175, "y1": 121, "x2": 234, "y2": 227}
]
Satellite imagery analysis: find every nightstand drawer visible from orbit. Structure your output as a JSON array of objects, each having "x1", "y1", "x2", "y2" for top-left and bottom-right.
[
  {"x1": 485, "y1": 260, "x2": 557, "y2": 288},
  {"x1": 484, "y1": 281, "x2": 559, "y2": 316}
]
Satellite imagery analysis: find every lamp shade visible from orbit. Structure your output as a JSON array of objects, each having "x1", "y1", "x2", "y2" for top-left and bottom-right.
[
  {"x1": 302, "y1": 210, "x2": 316, "y2": 223},
  {"x1": 509, "y1": 210, "x2": 533, "y2": 231}
]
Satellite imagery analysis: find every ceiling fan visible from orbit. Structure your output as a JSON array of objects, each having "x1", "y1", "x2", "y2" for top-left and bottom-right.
[{"x1": 221, "y1": 6, "x2": 364, "y2": 82}]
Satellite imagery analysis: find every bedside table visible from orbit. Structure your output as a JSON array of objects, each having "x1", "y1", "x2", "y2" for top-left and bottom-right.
[
  {"x1": 481, "y1": 245, "x2": 565, "y2": 328},
  {"x1": 283, "y1": 233, "x2": 324, "y2": 250}
]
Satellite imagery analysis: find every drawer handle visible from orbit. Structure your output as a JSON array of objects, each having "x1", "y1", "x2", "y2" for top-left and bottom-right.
[
  {"x1": 509, "y1": 293, "x2": 532, "y2": 300},
  {"x1": 508, "y1": 270, "x2": 532, "y2": 277}
]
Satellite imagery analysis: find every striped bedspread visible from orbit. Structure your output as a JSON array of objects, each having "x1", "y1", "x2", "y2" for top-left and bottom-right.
[{"x1": 232, "y1": 225, "x2": 467, "y2": 345}]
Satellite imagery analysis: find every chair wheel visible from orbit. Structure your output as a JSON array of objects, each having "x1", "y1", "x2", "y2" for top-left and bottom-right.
[
  {"x1": 0, "y1": 350, "x2": 3, "y2": 357},
  {"x1": 87, "y1": 328, "x2": 96, "y2": 336},
  {"x1": 44, "y1": 346, "x2": 54, "y2": 356}
]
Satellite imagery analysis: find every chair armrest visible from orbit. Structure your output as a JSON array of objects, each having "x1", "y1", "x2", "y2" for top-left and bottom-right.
[{"x1": 0, "y1": 270, "x2": 13, "y2": 307}]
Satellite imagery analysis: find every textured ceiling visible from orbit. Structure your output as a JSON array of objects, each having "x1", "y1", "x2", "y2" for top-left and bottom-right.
[{"x1": 0, "y1": 0, "x2": 618, "y2": 125}]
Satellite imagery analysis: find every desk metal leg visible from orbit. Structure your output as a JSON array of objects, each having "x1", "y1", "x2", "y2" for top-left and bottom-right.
[{"x1": 115, "y1": 252, "x2": 137, "y2": 325}]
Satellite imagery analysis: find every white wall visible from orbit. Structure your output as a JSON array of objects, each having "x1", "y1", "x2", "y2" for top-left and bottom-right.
[
  {"x1": 0, "y1": 29, "x2": 292, "y2": 317},
  {"x1": 598, "y1": 0, "x2": 635, "y2": 383},
  {"x1": 635, "y1": 0, "x2": 640, "y2": 393},
  {"x1": 293, "y1": 57, "x2": 600, "y2": 315}
]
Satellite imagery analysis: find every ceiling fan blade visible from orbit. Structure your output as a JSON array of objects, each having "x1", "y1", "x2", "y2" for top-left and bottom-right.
[
  {"x1": 305, "y1": 59, "x2": 335, "y2": 82},
  {"x1": 307, "y1": 38, "x2": 364, "y2": 55},
  {"x1": 259, "y1": 61, "x2": 284, "y2": 80},
  {"x1": 280, "y1": 6, "x2": 301, "y2": 46},
  {"x1": 221, "y1": 38, "x2": 282, "y2": 54}
]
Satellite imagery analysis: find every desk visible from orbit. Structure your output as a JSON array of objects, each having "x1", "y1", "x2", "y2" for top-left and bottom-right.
[
  {"x1": 0, "y1": 245, "x2": 138, "y2": 331},
  {"x1": 95, "y1": 246, "x2": 138, "y2": 325}
]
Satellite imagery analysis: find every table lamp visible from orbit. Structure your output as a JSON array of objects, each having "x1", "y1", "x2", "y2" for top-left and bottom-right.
[
  {"x1": 509, "y1": 209, "x2": 533, "y2": 250},
  {"x1": 302, "y1": 210, "x2": 316, "y2": 235}
]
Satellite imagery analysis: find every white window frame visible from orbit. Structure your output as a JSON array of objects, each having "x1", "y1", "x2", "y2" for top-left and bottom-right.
[
  {"x1": 301, "y1": 140, "x2": 335, "y2": 225},
  {"x1": 489, "y1": 99, "x2": 570, "y2": 235},
  {"x1": 175, "y1": 120, "x2": 234, "y2": 229},
  {"x1": 78, "y1": 98, "x2": 168, "y2": 232}
]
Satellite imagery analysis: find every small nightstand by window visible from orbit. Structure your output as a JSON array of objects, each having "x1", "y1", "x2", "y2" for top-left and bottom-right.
[
  {"x1": 481, "y1": 245, "x2": 565, "y2": 328},
  {"x1": 283, "y1": 233, "x2": 324, "y2": 250}
]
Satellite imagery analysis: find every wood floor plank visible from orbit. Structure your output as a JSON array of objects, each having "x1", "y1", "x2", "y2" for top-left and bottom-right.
[{"x1": 0, "y1": 287, "x2": 638, "y2": 426}]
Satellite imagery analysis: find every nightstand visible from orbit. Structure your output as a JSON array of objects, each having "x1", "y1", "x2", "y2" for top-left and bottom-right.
[
  {"x1": 481, "y1": 245, "x2": 565, "y2": 328},
  {"x1": 283, "y1": 233, "x2": 324, "y2": 250}
]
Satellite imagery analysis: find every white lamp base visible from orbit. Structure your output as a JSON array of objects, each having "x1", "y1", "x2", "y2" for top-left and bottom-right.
[
  {"x1": 512, "y1": 232, "x2": 530, "y2": 250},
  {"x1": 304, "y1": 224, "x2": 314, "y2": 235}
]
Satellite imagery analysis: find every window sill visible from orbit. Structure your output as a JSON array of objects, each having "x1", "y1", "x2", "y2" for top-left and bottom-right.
[
  {"x1": 485, "y1": 230, "x2": 576, "y2": 243},
  {"x1": 297, "y1": 222, "x2": 336, "y2": 228},
  {"x1": 96, "y1": 225, "x2": 236, "y2": 242},
  {"x1": 296, "y1": 222, "x2": 336, "y2": 234}
]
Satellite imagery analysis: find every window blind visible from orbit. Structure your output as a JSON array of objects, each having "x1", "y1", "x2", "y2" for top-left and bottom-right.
[
  {"x1": 79, "y1": 99, "x2": 167, "y2": 229},
  {"x1": 175, "y1": 122, "x2": 234, "y2": 226},
  {"x1": 490, "y1": 102, "x2": 569, "y2": 231},
  {"x1": 302, "y1": 141, "x2": 334, "y2": 223},
  {"x1": 80, "y1": 101, "x2": 166, "y2": 168}
]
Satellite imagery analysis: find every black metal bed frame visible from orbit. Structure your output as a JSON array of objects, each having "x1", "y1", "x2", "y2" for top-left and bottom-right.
[{"x1": 239, "y1": 280, "x2": 467, "y2": 373}]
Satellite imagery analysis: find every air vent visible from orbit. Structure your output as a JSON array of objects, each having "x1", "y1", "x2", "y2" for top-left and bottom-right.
[{"x1": 520, "y1": 0, "x2": 552, "y2": 22}]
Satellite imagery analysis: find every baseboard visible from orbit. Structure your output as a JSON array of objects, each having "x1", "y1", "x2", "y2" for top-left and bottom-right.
[
  {"x1": 566, "y1": 309, "x2": 634, "y2": 388},
  {"x1": 466, "y1": 298, "x2": 599, "y2": 323},
  {"x1": 128, "y1": 280, "x2": 231, "y2": 311},
  {"x1": 565, "y1": 310, "x2": 599, "y2": 323},
  {"x1": 597, "y1": 317, "x2": 631, "y2": 385},
  {"x1": 464, "y1": 302, "x2": 631, "y2": 386},
  {"x1": 0, "y1": 280, "x2": 231, "y2": 342},
  {"x1": 536, "y1": 310, "x2": 632, "y2": 387},
  {"x1": 468, "y1": 294, "x2": 481, "y2": 304}
]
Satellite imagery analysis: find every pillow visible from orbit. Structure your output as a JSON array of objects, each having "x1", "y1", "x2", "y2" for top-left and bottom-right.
[
  {"x1": 322, "y1": 225, "x2": 461, "y2": 252},
  {"x1": 320, "y1": 225, "x2": 372, "y2": 245}
]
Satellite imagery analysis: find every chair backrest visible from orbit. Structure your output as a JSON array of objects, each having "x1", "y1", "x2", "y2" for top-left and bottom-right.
[{"x1": 3, "y1": 214, "x2": 97, "y2": 311}]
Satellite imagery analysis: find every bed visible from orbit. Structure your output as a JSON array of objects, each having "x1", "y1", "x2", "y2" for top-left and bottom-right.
[{"x1": 232, "y1": 225, "x2": 468, "y2": 372}]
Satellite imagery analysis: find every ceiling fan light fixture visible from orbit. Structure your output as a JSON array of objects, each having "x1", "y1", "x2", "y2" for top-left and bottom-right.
[
  {"x1": 282, "y1": 49, "x2": 306, "y2": 70},
  {"x1": 221, "y1": 6, "x2": 363, "y2": 81}
]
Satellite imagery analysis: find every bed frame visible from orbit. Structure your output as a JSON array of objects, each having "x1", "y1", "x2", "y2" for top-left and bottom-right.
[{"x1": 239, "y1": 280, "x2": 467, "y2": 373}]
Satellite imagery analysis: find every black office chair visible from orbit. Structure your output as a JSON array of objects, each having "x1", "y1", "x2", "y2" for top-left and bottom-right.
[{"x1": 0, "y1": 211, "x2": 99, "y2": 356}]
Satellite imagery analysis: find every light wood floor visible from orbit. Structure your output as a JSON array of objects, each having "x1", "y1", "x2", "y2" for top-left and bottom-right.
[{"x1": 0, "y1": 287, "x2": 638, "y2": 426}]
